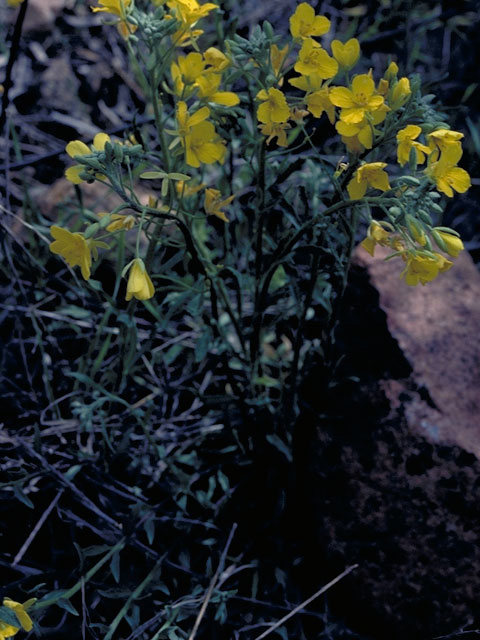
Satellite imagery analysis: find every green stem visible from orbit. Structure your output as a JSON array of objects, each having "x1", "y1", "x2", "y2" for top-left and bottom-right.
[
  {"x1": 32, "y1": 539, "x2": 126, "y2": 611},
  {"x1": 249, "y1": 140, "x2": 266, "y2": 372},
  {"x1": 103, "y1": 557, "x2": 163, "y2": 640}
]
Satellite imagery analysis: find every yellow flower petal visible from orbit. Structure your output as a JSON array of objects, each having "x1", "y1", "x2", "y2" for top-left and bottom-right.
[
  {"x1": 66, "y1": 140, "x2": 90, "y2": 158},
  {"x1": 65, "y1": 165, "x2": 85, "y2": 184},
  {"x1": 93, "y1": 132, "x2": 111, "y2": 150},
  {"x1": 125, "y1": 259, "x2": 155, "y2": 301}
]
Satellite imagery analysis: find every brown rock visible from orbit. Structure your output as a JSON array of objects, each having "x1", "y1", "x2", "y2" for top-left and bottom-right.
[{"x1": 355, "y1": 245, "x2": 480, "y2": 457}]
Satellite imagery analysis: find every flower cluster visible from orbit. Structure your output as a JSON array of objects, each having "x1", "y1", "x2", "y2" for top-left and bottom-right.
[
  {"x1": 361, "y1": 218, "x2": 465, "y2": 286},
  {"x1": 48, "y1": 0, "x2": 472, "y2": 302}
]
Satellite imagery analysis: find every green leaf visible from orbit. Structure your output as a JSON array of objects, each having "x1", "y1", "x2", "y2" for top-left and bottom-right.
[
  {"x1": 60, "y1": 305, "x2": 91, "y2": 319},
  {"x1": 140, "y1": 171, "x2": 167, "y2": 179},
  {"x1": 268, "y1": 265, "x2": 287, "y2": 292},
  {"x1": 266, "y1": 434, "x2": 292, "y2": 463},
  {"x1": 254, "y1": 375, "x2": 280, "y2": 388},
  {"x1": 144, "y1": 518, "x2": 155, "y2": 545},
  {"x1": 13, "y1": 486, "x2": 34, "y2": 508},
  {"x1": 161, "y1": 177, "x2": 169, "y2": 198},
  {"x1": 56, "y1": 598, "x2": 79, "y2": 616},
  {"x1": 167, "y1": 172, "x2": 191, "y2": 181},
  {"x1": 0, "y1": 605, "x2": 21, "y2": 628},
  {"x1": 110, "y1": 550, "x2": 120, "y2": 584}
]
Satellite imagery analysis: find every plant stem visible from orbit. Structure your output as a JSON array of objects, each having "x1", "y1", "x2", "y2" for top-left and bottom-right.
[{"x1": 32, "y1": 539, "x2": 126, "y2": 611}]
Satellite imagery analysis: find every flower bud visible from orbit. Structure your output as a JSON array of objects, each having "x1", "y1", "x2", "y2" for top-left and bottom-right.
[{"x1": 432, "y1": 230, "x2": 464, "y2": 257}]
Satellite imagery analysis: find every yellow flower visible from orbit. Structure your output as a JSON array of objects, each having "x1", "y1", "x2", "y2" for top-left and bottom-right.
[
  {"x1": 7, "y1": 0, "x2": 24, "y2": 7},
  {"x1": 2, "y1": 600, "x2": 33, "y2": 635},
  {"x1": 49, "y1": 226, "x2": 92, "y2": 280},
  {"x1": 0, "y1": 620, "x2": 19, "y2": 639},
  {"x1": 195, "y1": 73, "x2": 240, "y2": 106},
  {"x1": 175, "y1": 102, "x2": 225, "y2": 167},
  {"x1": 289, "y1": 72, "x2": 323, "y2": 93},
  {"x1": 289, "y1": 2, "x2": 330, "y2": 39},
  {"x1": 434, "y1": 230, "x2": 464, "y2": 257},
  {"x1": 256, "y1": 88, "x2": 290, "y2": 124},
  {"x1": 401, "y1": 251, "x2": 452, "y2": 286},
  {"x1": 294, "y1": 38, "x2": 338, "y2": 79},
  {"x1": 176, "y1": 179, "x2": 205, "y2": 197},
  {"x1": 330, "y1": 74, "x2": 384, "y2": 124},
  {"x1": 360, "y1": 220, "x2": 391, "y2": 256},
  {"x1": 176, "y1": 101, "x2": 210, "y2": 136},
  {"x1": 65, "y1": 133, "x2": 111, "y2": 183},
  {"x1": 91, "y1": 0, "x2": 131, "y2": 16},
  {"x1": 347, "y1": 162, "x2": 391, "y2": 199},
  {"x1": 171, "y1": 52, "x2": 205, "y2": 94},
  {"x1": 204, "y1": 47, "x2": 230, "y2": 71},
  {"x1": 98, "y1": 212, "x2": 136, "y2": 232},
  {"x1": 91, "y1": 0, "x2": 136, "y2": 38},
  {"x1": 335, "y1": 104, "x2": 389, "y2": 151},
  {"x1": 204, "y1": 188, "x2": 234, "y2": 222},
  {"x1": 1, "y1": 598, "x2": 36, "y2": 639},
  {"x1": 167, "y1": 0, "x2": 218, "y2": 44},
  {"x1": 426, "y1": 144, "x2": 471, "y2": 197},
  {"x1": 396, "y1": 125, "x2": 431, "y2": 166},
  {"x1": 270, "y1": 44, "x2": 289, "y2": 79},
  {"x1": 427, "y1": 128, "x2": 464, "y2": 161},
  {"x1": 185, "y1": 122, "x2": 226, "y2": 167},
  {"x1": 259, "y1": 121, "x2": 291, "y2": 147},
  {"x1": 125, "y1": 258, "x2": 155, "y2": 301},
  {"x1": 305, "y1": 87, "x2": 335, "y2": 124},
  {"x1": 388, "y1": 77, "x2": 411, "y2": 110},
  {"x1": 384, "y1": 61, "x2": 399, "y2": 81},
  {"x1": 331, "y1": 38, "x2": 360, "y2": 70}
]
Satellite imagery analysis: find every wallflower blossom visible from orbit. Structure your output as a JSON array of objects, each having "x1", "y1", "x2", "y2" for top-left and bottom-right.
[
  {"x1": 425, "y1": 144, "x2": 471, "y2": 197},
  {"x1": 388, "y1": 77, "x2": 411, "y2": 110},
  {"x1": 256, "y1": 88, "x2": 290, "y2": 124},
  {"x1": 433, "y1": 230, "x2": 464, "y2": 257},
  {"x1": 2, "y1": 599, "x2": 33, "y2": 634},
  {"x1": 427, "y1": 128, "x2": 464, "y2": 160},
  {"x1": 125, "y1": 258, "x2": 155, "y2": 301},
  {"x1": 171, "y1": 52, "x2": 205, "y2": 94},
  {"x1": 401, "y1": 251, "x2": 452, "y2": 286},
  {"x1": 294, "y1": 39, "x2": 338, "y2": 79},
  {"x1": 259, "y1": 121, "x2": 291, "y2": 147},
  {"x1": 0, "y1": 620, "x2": 19, "y2": 639},
  {"x1": 185, "y1": 122, "x2": 226, "y2": 167},
  {"x1": 329, "y1": 74, "x2": 384, "y2": 124},
  {"x1": 65, "y1": 133, "x2": 112, "y2": 184},
  {"x1": 176, "y1": 180, "x2": 205, "y2": 197},
  {"x1": 331, "y1": 38, "x2": 360, "y2": 70},
  {"x1": 360, "y1": 221, "x2": 391, "y2": 256},
  {"x1": 336, "y1": 104, "x2": 388, "y2": 150},
  {"x1": 91, "y1": 0, "x2": 135, "y2": 38},
  {"x1": 204, "y1": 189, "x2": 234, "y2": 222},
  {"x1": 270, "y1": 44, "x2": 289, "y2": 80},
  {"x1": 176, "y1": 101, "x2": 210, "y2": 137},
  {"x1": 305, "y1": 87, "x2": 335, "y2": 123},
  {"x1": 289, "y1": 73, "x2": 323, "y2": 93},
  {"x1": 167, "y1": 0, "x2": 218, "y2": 45},
  {"x1": 289, "y1": 3, "x2": 330, "y2": 40},
  {"x1": 203, "y1": 47, "x2": 230, "y2": 71},
  {"x1": 176, "y1": 101, "x2": 226, "y2": 166},
  {"x1": 396, "y1": 125, "x2": 430, "y2": 166},
  {"x1": 49, "y1": 227, "x2": 92, "y2": 280},
  {"x1": 195, "y1": 73, "x2": 240, "y2": 106},
  {"x1": 98, "y1": 212, "x2": 136, "y2": 232},
  {"x1": 347, "y1": 162, "x2": 391, "y2": 199}
]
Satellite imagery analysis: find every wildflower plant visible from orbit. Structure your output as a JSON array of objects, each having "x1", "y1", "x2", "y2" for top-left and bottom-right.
[
  {"x1": 46, "y1": 0, "x2": 471, "y2": 427},
  {"x1": 1, "y1": 0, "x2": 473, "y2": 637}
]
